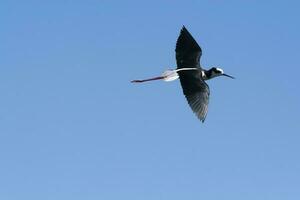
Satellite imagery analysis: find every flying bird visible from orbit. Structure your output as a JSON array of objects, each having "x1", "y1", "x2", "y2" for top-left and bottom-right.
[{"x1": 131, "y1": 26, "x2": 234, "y2": 122}]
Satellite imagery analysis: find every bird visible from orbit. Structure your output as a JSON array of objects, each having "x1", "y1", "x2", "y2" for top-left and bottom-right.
[{"x1": 131, "y1": 26, "x2": 234, "y2": 122}]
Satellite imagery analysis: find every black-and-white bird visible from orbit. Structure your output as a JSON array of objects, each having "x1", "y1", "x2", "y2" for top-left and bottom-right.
[{"x1": 132, "y1": 26, "x2": 234, "y2": 122}]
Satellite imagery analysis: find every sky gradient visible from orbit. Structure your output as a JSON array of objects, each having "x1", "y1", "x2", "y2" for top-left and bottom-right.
[{"x1": 1, "y1": 1, "x2": 300, "y2": 199}]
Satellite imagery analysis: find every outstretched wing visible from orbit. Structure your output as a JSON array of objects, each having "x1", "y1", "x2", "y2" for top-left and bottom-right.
[
  {"x1": 175, "y1": 26, "x2": 209, "y2": 122},
  {"x1": 175, "y1": 26, "x2": 202, "y2": 69},
  {"x1": 178, "y1": 70, "x2": 210, "y2": 122}
]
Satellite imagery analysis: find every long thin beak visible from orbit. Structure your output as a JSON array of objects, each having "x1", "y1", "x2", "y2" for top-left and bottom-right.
[{"x1": 223, "y1": 74, "x2": 235, "y2": 79}]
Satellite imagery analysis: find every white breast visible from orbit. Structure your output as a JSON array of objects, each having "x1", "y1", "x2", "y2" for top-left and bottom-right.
[{"x1": 201, "y1": 70, "x2": 208, "y2": 80}]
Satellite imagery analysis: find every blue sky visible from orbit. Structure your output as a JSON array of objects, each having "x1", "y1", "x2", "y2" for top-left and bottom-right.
[{"x1": 1, "y1": 1, "x2": 300, "y2": 199}]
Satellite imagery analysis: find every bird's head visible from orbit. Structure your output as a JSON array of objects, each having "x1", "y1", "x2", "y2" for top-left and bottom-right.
[{"x1": 208, "y1": 67, "x2": 235, "y2": 79}]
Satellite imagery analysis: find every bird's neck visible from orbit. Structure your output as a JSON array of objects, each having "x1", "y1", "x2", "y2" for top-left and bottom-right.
[{"x1": 201, "y1": 70, "x2": 208, "y2": 80}]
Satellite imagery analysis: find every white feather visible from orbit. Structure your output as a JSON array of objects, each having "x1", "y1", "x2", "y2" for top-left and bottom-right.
[{"x1": 162, "y1": 70, "x2": 179, "y2": 81}]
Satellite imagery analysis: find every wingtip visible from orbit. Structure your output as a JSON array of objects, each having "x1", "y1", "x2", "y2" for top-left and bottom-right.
[
  {"x1": 180, "y1": 25, "x2": 191, "y2": 36},
  {"x1": 199, "y1": 116, "x2": 206, "y2": 123}
]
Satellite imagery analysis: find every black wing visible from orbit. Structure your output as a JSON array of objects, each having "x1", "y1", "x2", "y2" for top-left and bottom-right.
[
  {"x1": 175, "y1": 26, "x2": 209, "y2": 122},
  {"x1": 175, "y1": 26, "x2": 202, "y2": 69},
  {"x1": 178, "y1": 70, "x2": 210, "y2": 122}
]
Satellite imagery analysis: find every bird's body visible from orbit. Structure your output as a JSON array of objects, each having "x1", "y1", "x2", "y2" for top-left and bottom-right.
[{"x1": 131, "y1": 26, "x2": 234, "y2": 122}]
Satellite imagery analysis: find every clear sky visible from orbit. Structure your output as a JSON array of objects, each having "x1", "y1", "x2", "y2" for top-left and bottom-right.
[{"x1": 1, "y1": 1, "x2": 300, "y2": 199}]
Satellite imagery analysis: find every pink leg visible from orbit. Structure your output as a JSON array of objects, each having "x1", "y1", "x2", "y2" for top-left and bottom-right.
[{"x1": 131, "y1": 76, "x2": 165, "y2": 83}]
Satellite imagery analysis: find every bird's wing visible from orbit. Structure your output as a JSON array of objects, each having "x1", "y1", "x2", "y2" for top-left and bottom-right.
[
  {"x1": 176, "y1": 26, "x2": 209, "y2": 122},
  {"x1": 178, "y1": 70, "x2": 210, "y2": 122},
  {"x1": 175, "y1": 26, "x2": 202, "y2": 69}
]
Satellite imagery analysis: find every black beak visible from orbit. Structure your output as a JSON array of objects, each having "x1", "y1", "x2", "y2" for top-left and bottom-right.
[{"x1": 223, "y1": 74, "x2": 235, "y2": 79}]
